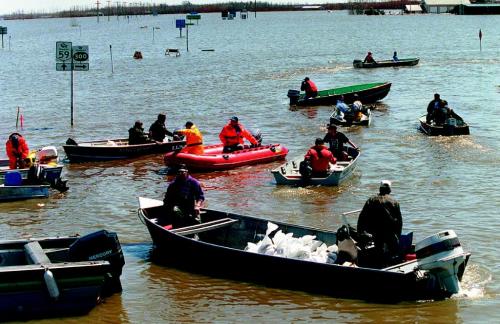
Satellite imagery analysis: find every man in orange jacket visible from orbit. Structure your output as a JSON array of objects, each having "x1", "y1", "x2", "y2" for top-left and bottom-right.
[
  {"x1": 304, "y1": 138, "x2": 336, "y2": 176},
  {"x1": 219, "y1": 116, "x2": 259, "y2": 153},
  {"x1": 174, "y1": 121, "x2": 204, "y2": 155},
  {"x1": 300, "y1": 77, "x2": 318, "y2": 99},
  {"x1": 5, "y1": 133, "x2": 30, "y2": 169}
]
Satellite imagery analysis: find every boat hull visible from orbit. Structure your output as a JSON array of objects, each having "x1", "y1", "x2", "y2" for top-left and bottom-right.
[
  {"x1": 418, "y1": 116, "x2": 470, "y2": 136},
  {"x1": 288, "y1": 82, "x2": 391, "y2": 106},
  {"x1": 272, "y1": 147, "x2": 359, "y2": 186},
  {"x1": 0, "y1": 184, "x2": 50, "y2": 201},
  {"x1": 0, "y1": 162, "x2": 63, "y2": 185},
  {"x1": 164, "y1": 143, "x2": 289, "y2": 171},
  {"x1": 63, "y1": 138, "x2": 185, "y2": 162},
  {"x1": 138, "y1": 199, "x2": 470, "y2": 302},
  {"x1": 353, "y1": 58, "x2": 420, "y2": 68}
]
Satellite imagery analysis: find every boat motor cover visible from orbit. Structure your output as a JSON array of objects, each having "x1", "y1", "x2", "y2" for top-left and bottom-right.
[
  {"x1": 415, "y1": 230, "x2": 461, "y2": 261},
  {"x1": 36, "y1": 146, "x2": 58, "y2": 164},
  {"x1": 69, "y1": 230, "x2": 125, "y2": 277}
]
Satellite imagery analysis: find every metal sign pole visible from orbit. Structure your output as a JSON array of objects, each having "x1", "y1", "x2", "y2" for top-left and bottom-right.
[
  {"x1": 186, "y1": 25, "x2": 189, "y2": 52},
  {"x1": 71, "y1": 66, "x2": 74, "y2": 127}
]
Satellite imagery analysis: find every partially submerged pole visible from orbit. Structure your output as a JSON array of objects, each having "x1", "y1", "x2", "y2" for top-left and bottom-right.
[
  {"x1": 479, "y1": 28, "x2": 482, "y2": 52},
  {"x1": 110, "y1": 44, "x2": 114, "y2": 73}
]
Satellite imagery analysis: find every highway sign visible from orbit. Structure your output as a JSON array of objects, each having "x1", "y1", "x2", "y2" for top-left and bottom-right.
[
  {"x1": 72, "y1": 45, "x2": 89, "y2": 63},
  {"x1": 56, "y1": 62, "x2": 72, "y2": 71},
  {"x1": 176, "y1": 19, "x2": 185, "y2": 29},
  {"x1": 0, "y1": 27, "x2": 7, "y2": 34},
  {"x1": 56, "y1": 41, "x2": 72, "y2": 62},
  {"x1": 73, "y1": 63, "x2": 89, "y2": 71}
]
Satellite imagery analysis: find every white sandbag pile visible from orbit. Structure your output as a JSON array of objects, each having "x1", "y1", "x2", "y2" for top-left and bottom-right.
[{"x1": 245, "y1": 221, "x2": 338, "y2": 264}]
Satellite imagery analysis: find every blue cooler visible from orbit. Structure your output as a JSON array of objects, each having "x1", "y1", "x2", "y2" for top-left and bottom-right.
[{"x1": 4, "y1": 171, "x2": 22, "y2": 186}]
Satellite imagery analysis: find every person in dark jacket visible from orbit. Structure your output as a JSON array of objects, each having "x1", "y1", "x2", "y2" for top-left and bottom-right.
[
  {"x1": 357, "y1": 180, "x2": 403, "y2": 267},
  {"x1": 163, "y1": 165, "x2": 205, "y2": 224},
  {"x1": 128, "y1": 121, "x2": 151, "y2": 145},
  {"x1": 426, "y1": 93, "x2": 444, "y2": 124},
  {"x1": 323, "y1": 124, "x2": 358, "y2": 161},
  {"x1": 149, "y1": 113, "x2": 174, "y2": 142}
]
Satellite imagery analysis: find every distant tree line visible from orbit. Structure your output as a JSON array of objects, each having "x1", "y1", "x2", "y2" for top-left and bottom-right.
[{"x1": 2, "y1": 1, "x2": 421, "y2": 20}]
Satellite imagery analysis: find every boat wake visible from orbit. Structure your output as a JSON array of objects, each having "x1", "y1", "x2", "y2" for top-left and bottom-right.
[{"x1": 452, "y1": 263, "x2": 491, "y2": 300}]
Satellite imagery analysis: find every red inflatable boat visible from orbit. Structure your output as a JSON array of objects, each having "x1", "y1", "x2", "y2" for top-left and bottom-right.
[{"x1": 164, "y1": 143, "x2": 289, "y2": 171}]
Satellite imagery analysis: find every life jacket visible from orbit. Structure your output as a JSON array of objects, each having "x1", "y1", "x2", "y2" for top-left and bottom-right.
[
  {"x1": 304, "y1": 145, "x2": 336, "y2": 173},
  {"x1": 5, "y1": 133, "x2": 30, "y2": 169},
  {"x1": 307, "y1": 80, "x2": 318, "y2": 92},
  {"x1": 179, "y1": 125, "x2": 204, "y2": 155},
  {"x1": 219, "y1": 123, "x2": 258, "y2": 146}
]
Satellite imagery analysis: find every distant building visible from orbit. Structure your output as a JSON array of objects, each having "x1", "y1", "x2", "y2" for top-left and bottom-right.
[
  {"x1": 422, "y1": 0, "x2": 471, "y2": 13},
  {"x1": 405, "y1": 4, "x2": 424, "y2": 13}
]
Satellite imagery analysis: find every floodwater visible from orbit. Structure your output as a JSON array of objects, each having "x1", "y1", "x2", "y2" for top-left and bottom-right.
[{"x1": 1, "y1": 10, "x2": 499, "y2": 323}]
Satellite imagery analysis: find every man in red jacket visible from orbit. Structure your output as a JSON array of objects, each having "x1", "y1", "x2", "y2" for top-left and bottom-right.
[
  {"x1": 219, "y1": 116, "x2": 259, "y2": 153},
  {"x1": 301, "y1": 77, "x2": 318, "y2": 99},
  {"x1": 304, "y1": 138, "x2": 336, "y2": 176},
  {"x1": 5, "y1": 133, "x2": 30, "y2": 169}
]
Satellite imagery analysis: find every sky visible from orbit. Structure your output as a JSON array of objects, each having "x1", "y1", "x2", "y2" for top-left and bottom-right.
[{"x1": 0, "y1": 1, "x2": 329, "y2": 15}]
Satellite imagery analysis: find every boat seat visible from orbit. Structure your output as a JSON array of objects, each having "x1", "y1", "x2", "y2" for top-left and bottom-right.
[
  {"x1": 171, "y1": 218, "x2": 238, "y2": 236},
  {"x1": 24, "y1": 241, "x2": 51, "y2": 265}
]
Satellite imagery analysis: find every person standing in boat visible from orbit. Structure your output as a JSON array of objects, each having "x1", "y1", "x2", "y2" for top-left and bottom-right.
[
  {"x1": 357, "y1": 180, "x2": 402, "y2": 267},
  {"x1": 303, "y1": 138, "x2": 337, "y2": 177},
  {"x1": 363, "y1": 52, "x2": 376, "y2": 64},
  {"x1": 219, "y1": 116, "x2": 259, "y2": 153},
  {"x1": 174, "y1": 121, "x2": 204, "y2": 155},
  {"x1": 163, "y1": 165, "x2": 205, "y2": 223},
  {"x1": 149, "y1": 113, "x2": 174, "y2": 142},
  {"x1": 426, "y1": 93, "x2": 444, "y2": 124},
  {"x1": 5, "y1": 133, "x2": 30, "y2": 169},
  {"x1": 323, "y1": 125, "x2": 358, "y2": 161},
  {"x1": 392, "y1": 51, "x2": 399, "y2": 62},
  {"x1": 128, "y1": 121, "x2": 151, "y2": 145},
  {"x1": 300, "y1": 77, "x2": 318, "y2": 99}
]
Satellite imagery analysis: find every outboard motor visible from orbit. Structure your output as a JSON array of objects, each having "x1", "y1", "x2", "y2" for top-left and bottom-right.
[
  {"x1": 68, "y1": 230, "x2": 125, "y2": 296},
  {"x1": 36, "y1": 146, "x2": 58, "y2": 165},
  {"x1": 287, "y1": 89, "x2": 301, "y2": 105},
  {"x1": 415, "y1": 230, "x2": 467, "y2": 295},
  {"x1": 250, "y1": 129, "x2": 263, "y2": 145}
]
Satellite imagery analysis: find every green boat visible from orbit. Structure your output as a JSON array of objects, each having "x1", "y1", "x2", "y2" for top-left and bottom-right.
[{"x1": 287, "y1": 82, "x2": 391, "y2": 106}]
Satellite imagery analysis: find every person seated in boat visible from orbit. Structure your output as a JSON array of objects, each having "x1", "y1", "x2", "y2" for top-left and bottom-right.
[
  {"x1": 392, "y1": 51, "x2": 399, "y2": 62},
  {"x1": 303, "y1": 138, "x2": 337, "y2": 177},
  {"x1": 426, "y1": 93, "x2": 444, "y2": 124},
  {"x1": 334, "y1": 95, "x2": 351, "y2": 121},
  {"x1": 357, "y1": 180, "x2": 402, "y2": 268},
  {"x1": 323, "y1": 125, "x2": 358, "y2": 161},
  {"x1": 128, "y1": 121, "x2": 152, "y2": 145},
  {"x1": 163, "y1": 165, "x2": 205, "y2": 225},
  {"x1": 434, "y1": 100, "x2": 463, "y2": 126},
  {"x1": 219, "y1": 116, "x2": 259, "y2": 153},
  {"x1": 149, "y1": 113, "x2": 174, "y2": 142},
  {"x1": 351, "y1": 94, "x2": 364, "y2": 122},
  {"x1": 300, "y1": 77, "x2": 318, "y2": 99},
  {"x1": 5, "y1": 133, "x2": 30, "y2": 169},
  {"x1": 174, "y1": 121, "x2": 204, "y2": 155},
  {"x1": 363, "y1": 52, "x2": 376, "y2": 64}
]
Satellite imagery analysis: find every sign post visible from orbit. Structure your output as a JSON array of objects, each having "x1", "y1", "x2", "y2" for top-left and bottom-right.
[
  {"x1": 56, "y1": 41, "x2": 89, "y2": 126},
  {"x1": 176, "y1": 19, "x2": 185, "y2": 38},
  {"x1": 0, "y1": 26, "x2": 7, "y2": 49},
  {"x1": 479, "y1": 29, "x2": 482, "y2": 52}
]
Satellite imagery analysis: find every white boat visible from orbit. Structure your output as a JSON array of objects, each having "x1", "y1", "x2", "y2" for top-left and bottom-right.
[{"x1": 271, "y1": 147, "x2": 359, "y2": 186}]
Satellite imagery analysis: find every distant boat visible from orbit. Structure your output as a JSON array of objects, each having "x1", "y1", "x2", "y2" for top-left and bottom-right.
[
  {"x1": 418, "y1": 115, "x2": 470, "y2": 136},
  {"x1": 330, "y1": 106, "x2": 372, "y2": 127},
  {"x1": 63, "y1": 138, "x2": 185, "y2": 162},
  {"x1": 353, "y1": 58, "x2": 420, "y2": 68},
  {"x1": 287, "y1": 82, "x2": 391, "y2": 106}
]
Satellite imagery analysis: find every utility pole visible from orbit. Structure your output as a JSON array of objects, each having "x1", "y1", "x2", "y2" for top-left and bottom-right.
[
  {"x1": 96, "y1": 0, "x2": 100, "y2": 23},
  {"x1": 107, "y1": 0, "x2": 111, "y2": 21}
]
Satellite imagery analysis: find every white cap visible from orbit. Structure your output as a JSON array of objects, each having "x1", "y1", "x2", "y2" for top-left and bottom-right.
[{"x1": 380, "y1": 180, "x2": 392, "y2": 189}]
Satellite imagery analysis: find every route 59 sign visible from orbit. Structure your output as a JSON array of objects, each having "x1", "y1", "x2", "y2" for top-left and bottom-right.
[
  {"x1": 56, "y1": 41, "x2": 72, "y2": 62},
  {"x1": 56, "y1": 41, "x2": 89, "y2": 71}
]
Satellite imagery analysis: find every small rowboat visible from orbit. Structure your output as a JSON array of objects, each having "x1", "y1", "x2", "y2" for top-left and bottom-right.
[
  {"x1": 63, "y1": 138, "x2": 185, "y2": 162},
  {"x1": 138, "y1": 197, "x2": 470, "y2": 302},
  {"x1": 287, "y1": 82, "x2": 391, "y2": 106},
  {"x1": 271, "y1": 147, "x2": 359, "y2": 186},
  {"x1": 163, "y1": 143, "x2": 289, "y2": 171},
  {"x1": 329, "y1": 106, "x2": 372, "y2": 127},
  {"x1": 418, "y1": 115, "x2": 470, "y2": 136},
  {"x1": 0, "y1": 230, "x2": 124, "y2": 321},
  {"x1": 353, "y1": 58, "x2": 420, "y2": 68}
]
